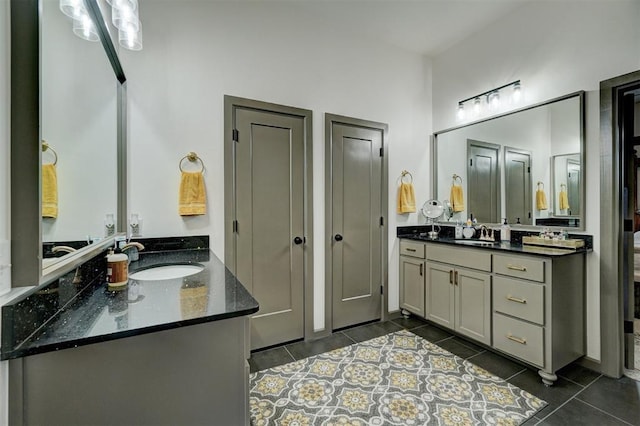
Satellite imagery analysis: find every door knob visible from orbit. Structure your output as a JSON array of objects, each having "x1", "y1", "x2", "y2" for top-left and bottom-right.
[
  {"x1": 293, "y1": 236, "x2": 303, "y2": 245},
  {"x1": 334, "y1": 234, "x2": 343, "y2": 242}
]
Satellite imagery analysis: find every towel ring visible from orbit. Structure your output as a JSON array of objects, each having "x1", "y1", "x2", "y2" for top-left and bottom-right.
[
  {"x1": 537, "y1": 181, "x2": 544, "y2": 189},
  {"x1": 400, "y1": 170, "x2": 413, "y2": 183},
  {"x1": 560, "y1": 183, "x2": 567, "y2": 189},
  {"x1": 179, "y1": 151, "x2": 205, "y2": 173},
  {"x1": 452, "y1": 174, "x2": 462, "y2": 185},
  {"x1": 42, "y1": 140, "x2": 58, "y2": 165}
]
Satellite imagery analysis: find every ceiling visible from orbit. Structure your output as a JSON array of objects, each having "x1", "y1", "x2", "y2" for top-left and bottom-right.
[{"x1": 273, "y1": 0, "x2": 532, "y2": 56}]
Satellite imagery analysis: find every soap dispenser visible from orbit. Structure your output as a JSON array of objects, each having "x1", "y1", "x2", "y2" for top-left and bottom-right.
[
  {"x1": 501, "y1": 218, "x2": 511, "y2": 242},
  {"x1": 106, "y1": 247, "x2": 128, "y2": 290}
]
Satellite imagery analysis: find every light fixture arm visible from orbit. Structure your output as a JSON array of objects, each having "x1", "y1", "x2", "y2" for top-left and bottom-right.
[{"x1": 458, "y1": 80, "x2": 521, "y2": 106}]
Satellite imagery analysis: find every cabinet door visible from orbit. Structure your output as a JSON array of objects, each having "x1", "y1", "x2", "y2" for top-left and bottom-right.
[
  {"x1": 425, "y1": 262, "x2": 454, "y2": 329},
  {"x1": 399, "y1": 256, "x2": 425, "y2": 317},
  {"x1": 455, "y1": 268, "x2": 492, "y2": 345}
]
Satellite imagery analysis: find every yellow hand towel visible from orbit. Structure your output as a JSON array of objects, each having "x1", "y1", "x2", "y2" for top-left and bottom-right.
[
  {"x1": 397, "y1": 182, "x2": 416, "y2": 213},
  {"x1": 559, "y1": 190, "x2": 570, "y2": 210},
  {"x1": 536, "y1": 189, "x2": 548, "y2": 210},
  {"x1": 179, "y1": 171, "x2": 207, "y2": 216},
  {"x1": 450, "y1": 184, "x2": 464, "y2": 213},
  {"x1": 42, "y1": 163, "x2": 58, "y2": 218}
]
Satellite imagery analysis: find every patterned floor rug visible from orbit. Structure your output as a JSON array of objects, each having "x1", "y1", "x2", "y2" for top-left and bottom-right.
[{"x1": 249, "y1": 330, "x2": 546, "y2": 425}]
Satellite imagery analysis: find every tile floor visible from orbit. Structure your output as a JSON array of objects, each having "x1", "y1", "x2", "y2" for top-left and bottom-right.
[{"x1": 249, "y1": 317, "x2": 640, "y2": 426}]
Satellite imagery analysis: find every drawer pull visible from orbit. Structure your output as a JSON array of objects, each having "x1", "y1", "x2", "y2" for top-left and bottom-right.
[
  {"x1": 419, "y1": 263, "x2": 423, "y2": 276},
  {"x1": 449, "y1": 270, "x2": 453, "y2": 285},
  {"x1": 406, "y1": 248, "x2": 417, "y2": 252},
  {"x1": 507, "y1": 264, "x2": 527, "y2": 272},
  {"x1": 506, "y1": 295, "x2": 527, "y2": 304},
  {"x1": 454, "y1": 271, "x2": 458, "y2": 285},
  {"x1": 507, "y1": 334, "x2": 527, "y2": 345}
]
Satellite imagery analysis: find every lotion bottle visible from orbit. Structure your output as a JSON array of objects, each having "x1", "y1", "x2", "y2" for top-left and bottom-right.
[{"x1": 500, "y1": 218, "x2": 511, "y2": 242}]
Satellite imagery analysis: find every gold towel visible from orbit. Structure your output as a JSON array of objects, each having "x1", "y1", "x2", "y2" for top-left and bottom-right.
[
  {"x1": 397, "y1": 182, "x2": 416, "y2": 213},
  {"x1": 536, "y1": 189, "x2": 548, "y2": 210},
  {"x1": 42, "y1": 164, "x2": 58, "y2": 218},
  {"x1": 179, "y1": 171, "x2": 207, "y2": 216},
  {"x1": 450, "y1": 184, "x2": 464, "y2": 213},
  {"x1": 559, "y1": 190, "x2": 570, "y2": 210}
]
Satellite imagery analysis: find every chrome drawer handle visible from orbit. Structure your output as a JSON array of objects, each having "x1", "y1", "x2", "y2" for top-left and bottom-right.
[
  {"x1": 507, "y1": 264, "x2": 527, "y2": 272},
  {"x1": 507, "y1": 334, "x2": 527, "y2": 345},
  {"x1": 406, "y1": 248, "x2": 417, "y2": 252},
  {"x1": 506, "y1": 295, "x2": 527, "y2": 304}
]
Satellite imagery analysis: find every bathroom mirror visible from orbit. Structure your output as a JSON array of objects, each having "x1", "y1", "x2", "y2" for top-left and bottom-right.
[
  {"x1": 433, "y1": 91, "x2": 584, "y2": 229},
  {"x1": 40, "y1": 0, "x2": 120, "y2": 269}
]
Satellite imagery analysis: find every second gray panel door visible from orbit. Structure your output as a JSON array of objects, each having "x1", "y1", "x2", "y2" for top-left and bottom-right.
[
  {"x1": 505, "y1": 148, "x2": 532, "y2": 225},
  {"x1": 467, "y1": 140, "x2": 500, "y2": 223},
  {"x1": 330, "y1": 121, "x2": 383, "y2": 330},
  {"x1": 235, "y1": 108, "x2": 305, "y2": 350}
]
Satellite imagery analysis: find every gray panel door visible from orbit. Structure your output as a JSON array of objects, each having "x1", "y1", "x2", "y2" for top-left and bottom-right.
[
  {"x1": 505, "y1": 148, "x2": 532, "y2": 225},
  {"x1": 467, "y1": 140, "x2": 500, "y2": 223},
  {"x1": 235, "y1": 108, "x2": 305, "y2": 350},
  {"x1": 331, "y1": 123, "x2": 383, "y2": 330},
  {"x1": 567, "y1": 160, "x2": 580, "y2": 216}
]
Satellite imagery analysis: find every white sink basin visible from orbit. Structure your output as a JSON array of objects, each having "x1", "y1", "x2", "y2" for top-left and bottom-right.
[{"x1": 129, "y1": 264, "x2": 204, "y2": 281}]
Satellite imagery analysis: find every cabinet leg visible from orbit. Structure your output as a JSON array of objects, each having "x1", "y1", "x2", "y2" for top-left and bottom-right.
[
  {"x1": 538, "y1": 370, "x2": 557, "y2": 386},
  {"x1": 401, "y1": 309, "x2": 410, "y2": 319}
]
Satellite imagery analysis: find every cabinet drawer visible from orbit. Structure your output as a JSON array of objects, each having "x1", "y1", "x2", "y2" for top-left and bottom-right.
[
  {"x1": 493, "y1": 313, "x2": 544, "y2": 367},
  {"x1": 494, "y1": 254, "x2": 544, "y2": 282},
  {"x1": 427, "y1": 244, "x2": 491, "y2": 272},
  {"x1": 400, "y1": 240, "x2": 425, "y2": 258},
  {"x1": 493, "y1": 277, "x2": 544, "y2": 325}
]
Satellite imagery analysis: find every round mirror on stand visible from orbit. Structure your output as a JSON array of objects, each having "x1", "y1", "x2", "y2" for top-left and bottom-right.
[{"x1": 421, "y1": 199, "x2": 444, "y2": 239}]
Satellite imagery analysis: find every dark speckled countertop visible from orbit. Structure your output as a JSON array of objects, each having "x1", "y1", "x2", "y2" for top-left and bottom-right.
[{"x1": 1, "y1": 243, "x2": 259, "y2": 360}]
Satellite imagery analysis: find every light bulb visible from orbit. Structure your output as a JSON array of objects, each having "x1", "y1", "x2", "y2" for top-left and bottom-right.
[
  {"x1": 457, "y1": 103, "x2": 465, "y2": 120},
  {"x1": 490, "y1": 91, "x2": 500, "y2": 109},
  {"x1": 473, "y1": 97, "x2": 481, "y2": 116},
  {"x1": 512, "y1": 82, "x2": 522, "y2": 103}
]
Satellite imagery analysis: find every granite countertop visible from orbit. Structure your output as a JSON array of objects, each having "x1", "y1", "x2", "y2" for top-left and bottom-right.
[
  {"x1": 397, "y1": 224, "x2": 592, "y2": 257},
  {"x1": 1, "y1": 248, "x2": 259, "y2": 360},
  {"x1": 399, "y1": 234, "x2": 590, "y2": 257}
]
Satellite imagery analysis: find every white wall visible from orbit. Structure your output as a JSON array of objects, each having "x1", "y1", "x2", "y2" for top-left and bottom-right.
[
  {"x1": 120, "y1": 0, "x2": 432, "y2": 331},
  {"x1": 432, "y1": 0, "x2": 640, "y2": 361},
  {"x1": 0, "y1": 0, "x2": 9, "y2": 423}
]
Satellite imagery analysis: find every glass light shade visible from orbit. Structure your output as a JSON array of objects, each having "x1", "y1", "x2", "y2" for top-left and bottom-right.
[
  {"x1": 512, "y1": 82, "x2": 522, "y2": 102},
  {"x1": 112, "y1": 5, "x2": 140, "y2": 31},
  {"x1": 490, "y1": 91, "x2": 500, "y2": 108},
  {"x1": 457, "y1": 103, "x2": 465, "y2": 120},
  {"x1": 119, "y1": 24, "x2": 143, "y2": 51},
  {"x1": 60, "y1": 0, "x2": 86, "y2": 19},
  {"x1": 473, "y1": 97, "x2": 481, "y2": 115},
  {"x1": 72, "y1": 15, "x2": 100, "y2": 42},
  {"x1": 108, "y1": 0, "x2": 138, "y2": 12}
]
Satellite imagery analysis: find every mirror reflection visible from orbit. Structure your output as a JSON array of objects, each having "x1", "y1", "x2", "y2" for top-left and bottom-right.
[
  {"x1": 434, "y1": 93, "x2": 583, "y2": 228},
  {"x1": 41, "y1": 0, "x2": 118, "y2": 268}
]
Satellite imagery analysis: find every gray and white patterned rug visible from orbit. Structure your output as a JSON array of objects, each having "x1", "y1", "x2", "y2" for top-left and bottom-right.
[{"x1": 250, "y1": 329, "x2": 546, "y2": 425}]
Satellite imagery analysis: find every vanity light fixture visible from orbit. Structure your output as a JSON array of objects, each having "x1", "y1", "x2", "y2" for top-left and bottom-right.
[
  {"x1": 457, "y1": 80, "x2": 522, "y2": 121},
  {"x1": 60, "y1": 0, "x2": 143, "y2": 51}
]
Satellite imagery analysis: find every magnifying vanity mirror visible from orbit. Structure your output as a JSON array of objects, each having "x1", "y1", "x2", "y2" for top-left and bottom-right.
[
  {"x1": 41, "y1": 0, "x2": 119, "y2": 269},
  {"x1": 433, "y1": 91, "x2": 584, "y2": 230}
]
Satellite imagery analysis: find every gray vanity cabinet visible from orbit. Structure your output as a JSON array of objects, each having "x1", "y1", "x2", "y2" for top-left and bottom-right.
[
  {"x1": 425, "y1": 245, "x2": 492, "y2": 346},
  {"x1": 399, "y1": 241, "x2": 426, "y2": 317}
]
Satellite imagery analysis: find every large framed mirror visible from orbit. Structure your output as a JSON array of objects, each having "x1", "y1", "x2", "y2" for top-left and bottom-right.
[
  {"x1": 10, "y1": 0, "x2": 126, "y2": 287},
  {"x1": 433, "y1": 91, "x2": 584, "y2": 230}
]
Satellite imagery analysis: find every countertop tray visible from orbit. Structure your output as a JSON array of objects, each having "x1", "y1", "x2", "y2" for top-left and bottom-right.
[{"x1": 522, "y1": 236, "x2": 585, "y2": 249}]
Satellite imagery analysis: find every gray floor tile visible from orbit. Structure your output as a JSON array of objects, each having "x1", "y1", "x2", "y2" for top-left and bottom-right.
[
  {"x1": 410, "y1": 324, "x2": 453, "y2": 343},
  {"x1": 521, "y1": 415, "x2": 541, "y2": 425},
  {"x1": 556, "y1": 363, "x2": 601, "y2": 387},
  {"x1": 249, "y1": 346, "x2": 295, "y2": 373},
  {"x1": 466, "y1": 350, "x2": 527, "y2": 380},
  {"x1": 538, "y1": 399, "x2": 629, "y2": 426},
  {"x1": 576, "y1": 375, "x2": 640, "y2": 425},
  {"x1": 390, "y1": 315, "x2": 428, "y2": 330},
  {"x1": 286, "y1": 333, "x2": 355, "y2": 360},
  {"x1": 437, "y1": 337, "x2": 483, "y2": 359},
  {"x1": 340, "y1": 321, "x2": 403, "y2": 343},
  {"x1": 508, "y1": 369, "x2": 584, "y2": 419}
]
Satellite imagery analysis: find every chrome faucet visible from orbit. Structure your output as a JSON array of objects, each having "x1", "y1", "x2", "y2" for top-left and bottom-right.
[
  {"x1": 51, "y1": 245, "x2": 77, "y2": 254},
  {"x1": 121, "y1": 242, "x2": 145, "y2": 262}
]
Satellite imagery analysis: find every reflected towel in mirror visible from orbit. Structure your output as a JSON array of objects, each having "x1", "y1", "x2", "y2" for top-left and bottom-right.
[
  {"x1": 179, "y1": 171, "x2": 207, "y2": 216},
  {"x1": 42, "y1": 164, "x2": 58, "y2": 218},
  {"x1": 450, "y1": 184, "x2": 464, "y2": 212},
  {"x1": 397, "y1": 182, "x2": 416, "y2": 213},
  {"x1": 559, "y1": 189, "x2": 570, "y2": 210}
]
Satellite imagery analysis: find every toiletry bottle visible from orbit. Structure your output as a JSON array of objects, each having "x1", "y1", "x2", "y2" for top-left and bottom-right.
[
  {"x1": 106, "y1": 247, "x2": 128, "y2": 290},
  {"x1": 501, "y1": 218, "x2": 511, "y2": 242},
  {"x1": 455, "y1": 221, "x2": 463, "y2": 239}
]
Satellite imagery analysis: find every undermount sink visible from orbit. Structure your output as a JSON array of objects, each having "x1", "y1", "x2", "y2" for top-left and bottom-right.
[
  {"x1": 453, "y1": 240, "x2": 499, "y2": 247},
  {"x1": 129, "y1": 264, "x2": 204, "y2": 281}
]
